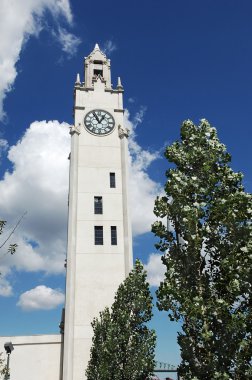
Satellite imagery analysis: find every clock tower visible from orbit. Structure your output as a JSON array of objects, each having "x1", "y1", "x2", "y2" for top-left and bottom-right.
[{"x1": 62, "y1": 44, "x2": 133, "y2": 380}]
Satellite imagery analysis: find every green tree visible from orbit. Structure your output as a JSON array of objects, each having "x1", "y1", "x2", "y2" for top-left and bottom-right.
[
  {"x1": 152, "y1": 119, "x2": 252, "y2": 379},
  {"x1": 86, "y1": 308, "x2": 112, "y2": 380},
  {"x1": 86, "y1": 259, "x2": 156, "y2": 380}
]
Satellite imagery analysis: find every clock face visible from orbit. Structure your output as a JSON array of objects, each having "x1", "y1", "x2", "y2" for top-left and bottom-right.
[{"x1": 84, "y1": 109, "x2": 115, "y2": 136}]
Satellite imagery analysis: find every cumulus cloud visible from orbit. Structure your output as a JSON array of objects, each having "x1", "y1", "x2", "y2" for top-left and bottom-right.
[
  {"x1": 0, "y1": 265, "x2": 13, "y2": 296},
  {"x1": 0, "y1": 120, "x2": 70, "y2": 277},
  {"x1": 124, "y1": 108, "x2": 162, "y2": 236},
  {"x1": 0, "y1": 0, "x2": 80, "y2": 120},
  {"x1": 144, "y1": 253, "x2": 166, "y2": 287},
  {"x1": 0, "y1": 281, "x2": 12, "y2": 297},
  {"x1": 17, "y1": 285, "x2": 65, "y2": 311},
  {"x1": 0, "y1": 107, "x2": 162, "y2": 295},
  {"x1": 0, "y1": 275, "x2": 13, "y2": 297}
]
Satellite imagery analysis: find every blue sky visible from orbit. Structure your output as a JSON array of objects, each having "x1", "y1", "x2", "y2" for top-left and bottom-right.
[{"x1": 0, "y1": 0, "x2": 252, "y2": 375}]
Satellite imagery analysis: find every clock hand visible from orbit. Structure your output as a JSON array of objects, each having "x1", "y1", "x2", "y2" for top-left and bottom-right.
[
  {"x1": 99, "y1": 114, "x2": 105, "y2": 123},
  {"x1": 93, "y1": 112, "x2": 100, "y2": 123}
]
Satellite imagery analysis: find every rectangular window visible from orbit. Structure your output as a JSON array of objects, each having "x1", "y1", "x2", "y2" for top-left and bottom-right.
[
  {"x1": 94, "y1": 69, "x2": 103, "y2": 77},
  {"x1": 95, "y1": 226, "x2": 103, "y2": 245},
  {"x1": 94, "y1": 196, "x2": 103, "y2": 214},
  {"x1": 110, "y1": 172, "x2": 116, "y2": 188},
  {"x1": 111, "y1": 226, "x2": 117, "y2": 245}
]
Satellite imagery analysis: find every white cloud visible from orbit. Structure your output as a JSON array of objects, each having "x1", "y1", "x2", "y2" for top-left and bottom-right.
[
  {"x1": 0, "y1": 120, "x2": 70, "y2": 276},
  {"x1": 0, "y1": 277, "x2": 13, "y2": 297},
  {"x1": 0, "y1": 107, "x2": 162, "y2": 294},
  {"x1": 102, "y1": 40, "x2": 117, "y2": 55},
  {"x1": 0, "y1": 139, "x2": 8, "y2": 150},
  {"x1": 144, "y1": 253, "x2": 166, "y2": 287},
  {"x1": 0, "y1": 0, "x2": 79, "y2": 120},
  {"x1": 132, "y1": 107, "x2": 146, "y2": 127},
  {"x1": 124, "y1": 109, "x2": 162, "y2": 236},
  {"x1": 0, "y1": 139, "x2": 8, "y2": 160},
  {"x1": 54, "y1": 27, "x2": 82, "y2": 58},
  {"x1": 0, "y1": 266, "x2": 13, "y2": 297},
  {"x1": 17, "y1": 285, "x2": 65, "y2": 311}
]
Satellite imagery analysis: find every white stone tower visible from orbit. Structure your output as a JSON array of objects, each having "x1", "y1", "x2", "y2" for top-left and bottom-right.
[{"x1": 62, "y1": 44, "x2": 133, "y2": 380}]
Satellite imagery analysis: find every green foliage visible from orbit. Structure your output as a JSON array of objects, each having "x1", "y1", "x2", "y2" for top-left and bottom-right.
[
  {"x1": 0, "y1": 352, "x2": 7, "y2": 379},
  {"x1": 152, "y1": 119, "x2": 252, "y2": 379},
  {"x1": 0, "y1": 219, "x2": 18, "y2": 276},
  {"x1": 86, "y1": 259, "x2": 156, "y2": 380},
  {"x1": 0, "y1": 221, "x2": 6, "y2": 235},
  {"x1": 0, "y1": 220, "x2": 18, "y2": 257}
]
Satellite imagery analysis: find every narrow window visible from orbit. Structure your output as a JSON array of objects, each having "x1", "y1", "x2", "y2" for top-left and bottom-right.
[
  {"x1": 110, "y1": 172, "x2": 116, "y2": 188},
  {"x1": 94, "y1": 196, "x2": 103, "y2": 214},
  {"x1": 94, "y1": 69, "x2": 103, "y2": 77},
  {"x1": 95, "y1": 226, "x2": 103, "y2": 245},
  {"x1": 111, "y1": 226, "x2": 117, "y2": 245},
  {"x1": 93, "y1": 60, "x2": 103, "y2": 77}
]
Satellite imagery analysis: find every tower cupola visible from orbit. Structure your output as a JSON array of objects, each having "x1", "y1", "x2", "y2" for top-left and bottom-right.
[{"x1": 84, "y1": 43, "x2": 112, "y2": 89}]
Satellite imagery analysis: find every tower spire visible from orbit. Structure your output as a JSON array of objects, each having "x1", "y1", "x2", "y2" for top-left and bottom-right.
[
  {"x1": 117, "y1": 77, "x2": 123, "y2": 90},
  {"x1": 75, "y1": 73, "x2": 81, "y2": 85},
  {"x1": 84, "y1": 44, "x2": 111, "y2": 89}
]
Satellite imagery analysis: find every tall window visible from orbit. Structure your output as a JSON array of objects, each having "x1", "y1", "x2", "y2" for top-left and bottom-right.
[
  {"x1": 111, "y1": 226, "x2": 117, "y2": 245},
  {"x1": 93, "y1": 60, "x2": 103, "y2": 77},
  {"x1": 95, "y1": 226, "x2": 103, "y2": 245},
  {"x1": 94, "y1": 196, "x2": 103, "y2": 214},
  {"x1": 110, "y1": 172, "x2": 116, "y2": 188},
  {"x1": 94, "y1": 69, "x2": 103, "y2": 77}
]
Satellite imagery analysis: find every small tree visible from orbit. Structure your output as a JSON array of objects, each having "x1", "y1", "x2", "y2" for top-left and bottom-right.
[
  {"x1": 86, "y1": 259, "x2": 156, "y2": 380},
  {"x1": 86, "y1": 308, "x2": 112, "y2": 380},
  {"x1": 152, "y1": 119, "x2": 252, "y2": 379}
]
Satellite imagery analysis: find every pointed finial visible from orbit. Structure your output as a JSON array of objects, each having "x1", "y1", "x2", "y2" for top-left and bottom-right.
[
  {"x1": 117, "y1": 77, "x2": 123, "y2": 90},
  {"x1": 75, "y1": 73, "x2": 80, "y2": 85},
  {"x1": 94, "y1": 43, "x2": 100, "y2": 50}
]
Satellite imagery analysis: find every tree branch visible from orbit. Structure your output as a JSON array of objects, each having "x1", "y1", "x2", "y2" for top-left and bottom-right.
[{"x1": 0, "y1": 212, "x2": 27, "y2": 250}]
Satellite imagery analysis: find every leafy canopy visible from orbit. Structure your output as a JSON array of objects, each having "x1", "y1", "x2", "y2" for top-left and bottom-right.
[
  {"x1": 152, "y1": 119, "x2": 252, "y2": 379},
  {"x1": 86, "y1": 259, "x2": 156, "y2": 380}
]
